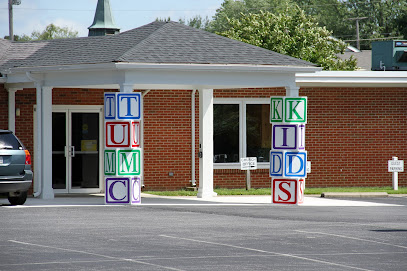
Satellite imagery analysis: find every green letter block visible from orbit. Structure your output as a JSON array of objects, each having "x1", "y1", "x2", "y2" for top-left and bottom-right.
[
  {"x1": 104, "y1": 150, "x2": 116, "y2": 175},
  {"x1": 118, "y1": 149, "x2": 141, "y2": 176},
  {"x1": 270, "y1": 97, "x2": 284, "y2": 123},
  {"x1": 285, "y1": 97, "x2": 307, "y2": 123}
]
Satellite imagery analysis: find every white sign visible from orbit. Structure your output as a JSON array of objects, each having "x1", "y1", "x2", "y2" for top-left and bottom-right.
[
  {"x1": 241, "y1": 157, "x2": 257, "y2": 170},
  {"x1": 388, "y1": 160, "x2": 404, "y2": 172},
  {"x1": 306, "y1": 161, "x2": 311, "y2": 173}
]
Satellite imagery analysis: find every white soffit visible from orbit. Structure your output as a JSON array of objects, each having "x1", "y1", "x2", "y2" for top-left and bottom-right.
[{"x1": 296, "y1": 71, "x2": 407, "y2": 87}]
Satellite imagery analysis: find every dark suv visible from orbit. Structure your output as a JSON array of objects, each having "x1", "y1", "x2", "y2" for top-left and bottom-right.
[{"x1": 0, "y1": 130, "x2": 33, "y2": 205}]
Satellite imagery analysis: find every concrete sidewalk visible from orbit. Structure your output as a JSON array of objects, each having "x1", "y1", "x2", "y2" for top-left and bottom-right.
[{"x1": 1, "y1": 193, "x2": 404, "y2": 207}]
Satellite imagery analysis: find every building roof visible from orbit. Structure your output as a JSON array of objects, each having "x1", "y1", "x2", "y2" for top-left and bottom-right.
[
  {"x1": 338, "y1": 50, "x2": 372, "y2": 71},
  {"x1": 0, "y1": 21, "x2": 315, "y2": 73}
]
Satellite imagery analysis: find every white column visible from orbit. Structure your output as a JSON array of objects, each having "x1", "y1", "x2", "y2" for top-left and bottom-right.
[
  {"x1": 197, "y1": 89, "x2": 217, "y2": 198},
  {"x1": 33, "y1": 84, "x2": 42, "y2": 197},
  {"x1": 285, "y1": 85, "x2": 300, "y2": 97},
  {"x1": 7, "y1": 88, "x2": 17, "y2": 133},
  {"x1": 120, "y1": 83, "x2": 134, "y2": 93},
  {"x1": 40, "y1": 86, "x2": 54, "y2": 199}
]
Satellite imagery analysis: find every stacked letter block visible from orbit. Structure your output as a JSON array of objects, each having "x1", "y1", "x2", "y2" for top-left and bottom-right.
[
  {"x1": 270, "y1": 97, "x2": 307, "y2": 205},
  {"x1": 104, "y1": 93, "x2": 142, "y2": 205}
]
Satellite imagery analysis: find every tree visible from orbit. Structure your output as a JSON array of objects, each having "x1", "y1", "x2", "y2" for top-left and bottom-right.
[
  {"x1": 30, "y1": 24, "x2": 78, "y2": 40},
  {"x1": 206, "y1": 0, "x2": 407, "y2": 49},
  {"x1": 4, "y1": 24, "x2": 78, "y2": 41},
  {"x1": 219, "y1": 7, "x2": 357, "y2": 70}
]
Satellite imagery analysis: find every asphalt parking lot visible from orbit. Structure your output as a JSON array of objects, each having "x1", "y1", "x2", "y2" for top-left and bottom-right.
[{"x1": 0, "y1": 195, "x2": 406, "y2": 271}]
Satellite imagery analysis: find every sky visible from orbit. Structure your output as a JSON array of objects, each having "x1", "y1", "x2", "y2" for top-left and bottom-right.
[{"x1": 0, "y1": 0, "x2": 225, "y2": 38}]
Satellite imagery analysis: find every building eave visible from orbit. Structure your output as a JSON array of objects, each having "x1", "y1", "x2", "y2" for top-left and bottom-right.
[{"x1": 296, "y1": 71, "x2": 407, "y2": 87}]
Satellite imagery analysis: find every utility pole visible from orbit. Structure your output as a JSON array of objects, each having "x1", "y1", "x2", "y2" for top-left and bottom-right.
[
  {"x1": 348, "y1": 17, "x2": 368, "y2": 50},
  {"x1": 8, "y1": 0, "x2": 22, "y2": 41}
]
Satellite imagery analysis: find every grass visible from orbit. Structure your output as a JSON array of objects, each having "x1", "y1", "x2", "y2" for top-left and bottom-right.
[{"x1": 143, "y1": 186, "x2": 407, "y2": 196}]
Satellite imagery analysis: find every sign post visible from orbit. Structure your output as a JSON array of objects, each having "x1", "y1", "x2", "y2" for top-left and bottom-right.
[
  {"x1": 241, "y1": 157, "x2": 257, "y2": 190},
  {"x1": 388, "y1": 157, "x2": 404, "y2": 190}
]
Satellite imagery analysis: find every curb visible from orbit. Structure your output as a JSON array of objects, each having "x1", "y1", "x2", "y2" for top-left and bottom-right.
[{"x1": 321, "y1": 192, "x2": 388, "y2": 198}]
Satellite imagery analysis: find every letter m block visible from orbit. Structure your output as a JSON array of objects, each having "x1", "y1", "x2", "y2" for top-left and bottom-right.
[
  {"x1": 104, "y1": 150, "x2": 116, "y2": 175},
  {"x1": 118, "y1": 149, "x2": 142, "y2": 176}
]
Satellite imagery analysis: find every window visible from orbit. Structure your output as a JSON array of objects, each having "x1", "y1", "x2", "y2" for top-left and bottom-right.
[
  {"x1": 214, "y1": 104, "x2": 239, "y2": 163},
  {"x1": 246, "y1": 104, "x2": 271, "y2": 162},
  {"x1": 213, "y1": 99, "x2": 270, "y2": 168}
]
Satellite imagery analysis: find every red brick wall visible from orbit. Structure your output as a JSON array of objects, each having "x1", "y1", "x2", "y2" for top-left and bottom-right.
[
  {"x1": 303, "y1": 87, "x2": 407, "y2": 187},
  {"x1": 1, "y1": 85, "x2": 405, "y2": 191},
  {"x1": 0, "y1": 84, "x2": 8, "y2": 130},
  {"x1": 143, "y1": 90, "x2": 194, "y2": 190}
]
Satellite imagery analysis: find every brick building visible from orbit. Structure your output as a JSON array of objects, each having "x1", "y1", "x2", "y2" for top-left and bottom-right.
[{"x1": 0, "y1": 21, "x2": 406, "y2": 198}]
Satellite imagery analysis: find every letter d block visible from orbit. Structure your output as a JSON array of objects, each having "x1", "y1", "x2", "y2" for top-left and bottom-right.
[
  {"x1": 284, "y1": 151, "x2": 307, "y2": 178},
  {"x1": 270, "y1": 151, "x2": 284, "y2": 177}
]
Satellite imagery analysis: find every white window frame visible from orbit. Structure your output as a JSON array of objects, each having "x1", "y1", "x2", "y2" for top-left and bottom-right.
[{"x1": 213, "y1": 98, "x2": 270, "y2": 170}]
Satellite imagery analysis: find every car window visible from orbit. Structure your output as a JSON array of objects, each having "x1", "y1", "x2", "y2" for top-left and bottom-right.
[{"x1": 0, "y1": 133, "x2": 23, "y2": 150}]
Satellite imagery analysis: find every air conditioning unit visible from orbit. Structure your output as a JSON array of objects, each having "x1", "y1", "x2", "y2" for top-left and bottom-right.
[{"x1": 371, "y1": 40, "x2": 407, "y2": 71}]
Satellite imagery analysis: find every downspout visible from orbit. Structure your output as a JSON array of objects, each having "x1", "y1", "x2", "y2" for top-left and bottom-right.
[
  {"x1": 191, "y1": 89, "x2": 197, "y2": 186},
  {"x1": 25, "y1": 72, "x2": 42, "y2": 197},
  {"x1": 141, "y1": 89, "x2": 150, "y2": 188}
]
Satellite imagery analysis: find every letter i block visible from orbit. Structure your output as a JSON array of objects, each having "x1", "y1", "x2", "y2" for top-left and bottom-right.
[
  {"x1": 105, "y1": 177, "x2": 130, "y2": 204},
  {"x1": 272, "y1": 179, "x2": 304, "y2": 205},
  {"x1": 272, "y1": 124, "x2": 305, "y2": 150}
]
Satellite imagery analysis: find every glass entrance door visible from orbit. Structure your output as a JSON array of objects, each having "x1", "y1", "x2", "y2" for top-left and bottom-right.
[{"x1": 52, "y1": 108, "x2": 102, "y2": 193}]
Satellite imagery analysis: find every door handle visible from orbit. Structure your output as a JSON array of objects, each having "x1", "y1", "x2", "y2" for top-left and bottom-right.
[{"x1": 71, "y1": 146, "x2": 75, "y2": 158}]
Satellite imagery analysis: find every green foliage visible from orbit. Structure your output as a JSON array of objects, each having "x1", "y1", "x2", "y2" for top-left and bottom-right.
[
  {"x1": 219, "y1": 7, "x2": 357, "y2": 70},
  {"x1": 30, "y1": 24, "x2": 78, "y2": 40},
  {"x1": 5, "y1": 24, "x2": 79, "y2": 41}
]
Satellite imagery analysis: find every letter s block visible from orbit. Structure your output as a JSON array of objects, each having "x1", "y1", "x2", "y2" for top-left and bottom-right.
[{"x1": 272, "y1": 179, "x2": 297, "y2": 204}]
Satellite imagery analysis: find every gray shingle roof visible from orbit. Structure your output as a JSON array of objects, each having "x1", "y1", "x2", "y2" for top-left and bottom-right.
[{"x1": 0, "y1": 21, "x2": 314, "y2": 72}]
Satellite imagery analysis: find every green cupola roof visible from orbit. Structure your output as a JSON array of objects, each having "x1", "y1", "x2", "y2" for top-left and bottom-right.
[{"x1": 88, "y1": 0, "x2": 120, "y2": 36}]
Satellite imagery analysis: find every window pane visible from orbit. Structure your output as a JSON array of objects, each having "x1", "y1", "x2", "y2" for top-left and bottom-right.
[
  {"x1": 246, "y1": 104, "x2": 271, "y2": 162},
  {"x1": 214, "y1": 104, "x2": 239, "y2": 163}
]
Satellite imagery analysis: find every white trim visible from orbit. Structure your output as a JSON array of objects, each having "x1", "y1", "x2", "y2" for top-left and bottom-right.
[{"x1": 296, "y1": 71, "x2": 407, "y2": 87}]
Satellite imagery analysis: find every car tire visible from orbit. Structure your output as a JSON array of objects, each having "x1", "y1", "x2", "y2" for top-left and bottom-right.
[{"x1": 8, "y1": 191, "x2": 28, "y2": 205}]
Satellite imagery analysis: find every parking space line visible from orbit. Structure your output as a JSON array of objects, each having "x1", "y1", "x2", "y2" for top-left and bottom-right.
[
  {"x1": 295, "y1": 230, "x2": 407, "y2": 249},
  {"x1": 8, "y1": 240, "x2": 186, "y2": 271},
  {"x1": 160, "y1": 235, "x2": 374, "y2": 271}
]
